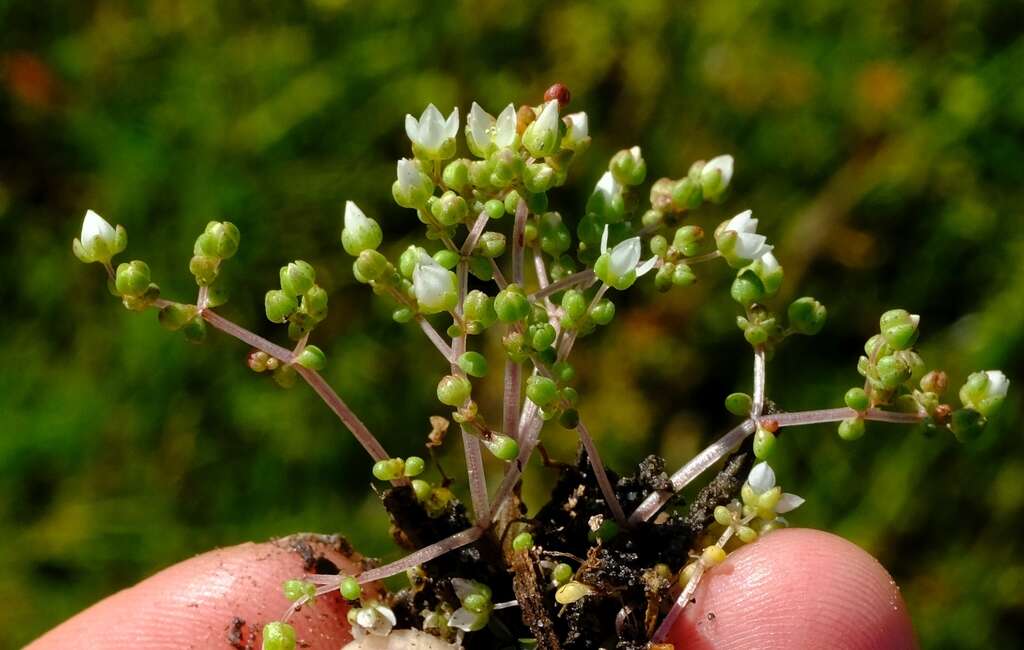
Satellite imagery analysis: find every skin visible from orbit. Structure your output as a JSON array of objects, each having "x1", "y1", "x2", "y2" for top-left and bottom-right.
[{"x1": 28, "y1": 528, "x2": 915, "y2": 650}]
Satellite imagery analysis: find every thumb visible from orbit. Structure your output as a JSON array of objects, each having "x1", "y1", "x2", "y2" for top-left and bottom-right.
[{"x1": 28, "y1": 534, "x2": 369, "y2": 650}]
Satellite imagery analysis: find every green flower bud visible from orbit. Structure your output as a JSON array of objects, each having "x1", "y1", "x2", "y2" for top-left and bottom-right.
[
  {"x1": 725, "y1": 392, "x2": 753, "y2": 416},
  {"x1": 673, "y1": 225, "x2": 705, "y2": 257},
  {"x1": 744, "y1": 324, "x2": 768, "y2": 345},
  {"x1": 753, "y1": 427, "x2": 776, "y2": 459},
  {"x1": 699, "y1": 155, "x2": 734, "y2": 201},
  {"x1": 404, "y1": 456, "x2": 426, "y2": 477},
  {"x1": 561, "y1": 290, "x2": 587, "y2": 323},
  {"x1": 442, "y1": 159, "x2": 470, "y2": 190},
  {"x1": 610, "y1": 146, "x2": 647, "y2": 186},
  {"x1": 158, "y1": 303, "x2": 199, "y2": 331},
  {"x1": 672, "y1": 263, "x2": 696, "y2": 287},
  {"x1": 920, "y1": 370, "x2": 948, "y2": 395},
  {"x1": 958, "y1": 370, "x2": 1008, "y2": 417},
  {"x1": 265, "y1": 290, "x2": 298, "y2": 324},
  {"x1": 670, "y1": 177, "x2": 703, "y2": 211},
  {"x1": 714, "y1": 505, "x2": 734, "y2": 526},
  {"x1": 512, "y1": 531, "x2": 534, "y2": 551},
  {"x1": 879, "y1": 309, "x2": 920, "y2": 350},
  {"x1": 489, "y1": 148, "x2": 523, "y2": 188},
  {"x1": 483, "y1": 434, "x2": 519, "y2": 461},
  {"x1": 538, "y1": 212, "x2": 571, "y2": 256},
  {"x1": 558, "y1": 408, "x2": 580, "y2": 429},
  {"x1": 526, "y1": 376, "x2": 558, "y2": 407},
  {"x1": 522, "y1": 100, "x2": 561, "y2": 157},
  {"x1": 283, "y1": 579, "x2": 316, "y2": 602},
  {"x1": 591, "y1": 299, "x2": 615, "y2": 325},
  {"x1": 340, "y1": 576, "x2": 362, "y2": 601},
  {"x1": 303, "y1": 285, "x2": 329, "y2": 320},
  {"x1": 555, "y1": 581, "x2": 595, "y2": 605},
  {"x1": 272, "y1": 364, "x2": 297, "y2": 388},
  {"x1": 280, "y1": 261, "x2": 315, "y2": 297},
  {"x1": 650, "y1": 234, "x2": 669, "y2": 258},
  {"x1": 431, "y1": 191, "x2": 468, "y2": 226},
  {"x1": 393, "y1": 158, "x2": 434, "y2": 208},
  {"x1": 262, "y1": 621, "x2": 296, "y2": 650},
  {"x1": 457, "y1": 351, "x2": 489, "y2": 378},
  {"x1": 463, "y1": 592, "x2": 490, "y2": 614},
  {"x1": 504, "y1": 190, "x2": 522, "y2": 216},
  {"x1": 876, "y1": 354, "x2": 911, "y2": 389},
  {"x1": 296, "y1": 345, "x2": 326, "y2": 371},
  {"x1": 586, "y1": 172, "x2": 626, "y2": 224},
  {"x1": 483, "y1": 199, "x2": 505, "y2": 220},
  {"x1": 354, "y1": 250, "x2": 390, "y2": 284},
  {"x1": 788, "y1": 297, "x2": 827, "y2": 335},
  {"x1": 838, "y1": 416, "x2": 865, "y2": 441},
  {"x1": 464, "y1": 290, "x2": 497, "y2": 329},
  {"x1": 475, "y1": 231, "x2": 506, "y2": 258},
  {"x1": 437, "y1": 374, "x2": 472, "y2": 406},
  {"x1": 189, "y1": 254, "x2": 220, "y2": 286},
  {"x1": 372, "y1": 457, "x2": 406, "y2": 481},
  {"x1": 530, "y1": 323, "x2": 557, "y2": 351},
  {"x1": 412, "y1": 479, "x2": 432, "y2": 501},
  {"x1": 730, "y1": 269, "x2": 765, "y2": 307},
  {"x1": 750, "y1": 253, "x2": 783, "y2": 295},
  {"x1": 654, "y1": 263, "x2": 674, "y2": 292},
  {"x1": 524, "y1": 162, "x2": 556, "y2": 193},
  {"x1": 432, "y1": 249, "x2": 459, "y2": 270},
  {"x1": 203, "y1": 221, "x2": 240, "y2": 259},
  {"x1": 844, "y1": 387, "x2": 870, "y2": 411},
  {"x1": 552, "y1": 563, "x2": 573, "y2": 585},
  {"x1": 182, "y1": 316, "x2": 207, "y2": 344},
  {"x1": 950, "y1": 408, "x2": 986, "y2": 442},
  {"x1": 495, "y1": 285, "x2": 530, "y2": 323},
  {"x1": 341, "y1": 201, "x2": 383, "y2": 256},
  {"x1": 115, "y1": 260, "x2": 151, "y2": 297}
]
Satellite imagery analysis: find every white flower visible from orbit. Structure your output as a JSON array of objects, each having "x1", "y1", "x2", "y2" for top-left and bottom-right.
[
  {"x1": 73, "y1": 209, "x2": 124, "y2": 265},
  {"x1": 494, "y1": 103, "x2": 517, "y2": 149},
  {"x1": 985, "y1": 370, "x2": 1010, "y2": 400},
  {"x1": 405, "y1": 104, "x2": 459, "y2": 159},
  {"x1": 562, "y1": 111, "x2": 589, "y2": 151},
  {"x1": 412, "y1": 253, "x2": 457, "y2": 314},
  {"x1": 718, "y1": 209, "x2": 772, "y2": 262},
  {"x1": 522, "y1": 100, "x2": 560, "y2": 157},
  {"x1": 341, "y1": 201, "x2": 383, "y2": 256},
  {"x1": 701, "y1": 154, "x2": 734, "y2": 197},
  {"x1": 595, "y1": 225, "x2": 658, "y2": 288},
  {"x1": 351, "y1": 602, "x2": 397, "y2": 637},
  {"x1": 447, "y1": 578, "x2": 491, "y2": 632},
  {"x1": 747, "y1": 461, "x2": 804, "y2": 514},
  {"x1": 466, "y1": 102, "x2": 495, "y2": 157}
]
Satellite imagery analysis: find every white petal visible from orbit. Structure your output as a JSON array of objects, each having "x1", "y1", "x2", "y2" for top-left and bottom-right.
[
  {"x1": 534, "y1": 99, "x2": 559, "y2": 134},
  {"x1": 600, "y1": 224, "x2": 610, "y2": 255},
  {"x1": 726, "y1": 209, "x2": 755, "y2": 234},
  {"x1": 758, "y1": 251, "x2": 780, "y2": 273},
  {"x1": 775, "y1": 493, "x2": 805, "y2": 514},
  {"x1": 444, "y1": 107, "x2": 460, "y2": 139},
  {"x1": 450, "y1": 578, "x2": 478, "y2": 601},
  {"x1": 344, "y1": 201, "x2": 369, "y2": 229},
  {"x1": 420, "y1": 104, "x2": 446, "y2": 150},
  {"x1": 734, "y1": 233, "x2": 770, "y2": 260},
  {"x1": 748, "y1": 462, "x2": 775, "y2": 494},
  {"x1": 985, "y1": 370, "x2": 1009, "y2": 399},
  {"x1": 629, "y1": 145, "x2": 642, "y2": 161},
  {"x1": 566, "y1": 111, "x2": 588, "y2": 139},
  {"x1": 405, "y1": 114, "x2": 420, "y2": 143},
  {"x1": 609, "y1": 237, "x2": 642, "y2": 278},
  {"x1": 494, "y1": 104, "x2": 517, "y2": 148},
  {"x1": 636, "y1": 256, "x2": 659, "y2": 278},
  {"x1": 374, "y1": 604, "x2": 397, "y2": 627},
  {"x1": 448, "y1": 607, "x2": 485, "y2": 632},
  {"x1": 594, "y1": 171, "x2": 618, "y2": 200},
  {"x1": 397, "y1": 159, "x2": 420, "y2": 191},
  {"x1": 81, "y1": 209, "x2": 115, "y2": 244},
  {"x1": 467, "y1": 102, "x2": 494, "y2": 147},
  {"x1": 705, "y1": 154, "x2": 734, "y2": 187}
]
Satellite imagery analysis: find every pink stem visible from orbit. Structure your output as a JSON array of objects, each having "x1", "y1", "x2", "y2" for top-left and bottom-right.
[
  {"x1": 576, "y1": 419, "x2": 627, "y2": 526},
  {"x1": 356, "y1": 526, "x2": 484, "y2": 583},
  {"x1": 511, "y1": 199, "x2": 528, "y2": 285},
  {"x1": 530, "y1": 269, "x2": 595, "y2": 301}
]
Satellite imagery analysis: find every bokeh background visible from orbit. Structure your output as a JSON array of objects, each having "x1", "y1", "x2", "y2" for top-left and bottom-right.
[{"x1": 3, "y1": 1, "x2": 1023, "y2": 647}]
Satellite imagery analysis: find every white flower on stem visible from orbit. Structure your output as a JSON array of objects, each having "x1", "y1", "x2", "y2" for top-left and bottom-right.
[
  {"x1": 447, "y1": 578, "x2": 492, "y2": 632},
  {"x1": 494, "y1": 103, "x2": 518, "y2": 149},
  {"x1": 594, "y1": 225, "x2": 658, "y2": 290},
  {"x1": 745, "y1": 461, "x2": 804, "y2": 514},
  {"x1": 522, "y1": 100, "x2": 560, "y2": 157},
  {"x1": 412, "y1": 252, "x2": 458, "y2": 314},
  {"x1": 716, "y1": 209, "x2": 772, "y2": 266},
  {"x1": 73, "y1": 209, "x2": 125, "y2": 265},
  {"x1": 351, "y1": 602, "x2": 397, "y2": 637},
  {"x1": 405, "y1": 104, "x2": 459, "y2": 159},
  {"x1": 562, "y1": 111, "x2": 590, "y2": 151},
  {"x1": 701, "y1": 154, "x2": 734, "y2": 198},
  {"x1": 960, "y1": 370, "x2": 1009, "y2": 417},
  {"x1": 392, "y1": 158, "x2": 434, "y2": 208},
  {"x1": 466, "y1": 102, "x2": 517, "y2": 156}
]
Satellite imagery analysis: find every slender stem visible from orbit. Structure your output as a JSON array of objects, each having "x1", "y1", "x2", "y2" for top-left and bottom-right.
[
  {"x1": 576, "y1": 419, "x2": 627, "y2": 526},
  {"x1": 489, "y1": 400, "x2": 542, "y2": 521},
  {"x1": 628, "y1": 419, "x2": 756, "y2": 525},
  {"x1": 772, "y1": 406, "x2": 925, "y2": 427},
  {"x1": 532, "y1": 246, "x2": 558, "y2": 320},
  {"x1": 530, "y1": 269, "x2": 595, "y2": 301},
  {"x1": 490, "y1": 259, "x2": 508, "y2": 289},
  {"x1": 416, "y1": 317, "x2": 454, "y2": 361},
  {"x1": 511, "y1": 198, "x2": 528, "y2": 285},
  {"x1": 502, "y1": 360, "x2": 522, "y2": 442},
  {"x1": 196, "y1": 286, "x2": 209, "y2": 309},
  {"x1": 683, "y1": 250, "x2": 722, "y2": 266},
  {"x1": 201, "y1": 309, "x2": 294, "y2": 362},
  {"x1": 461, "y1": 212, "x2": 489, "y2": 256},
  {"x1": 355, "y1": 526, "x2": 484, "y2": 584},
  {"x1": 752, "y1": 345, "x2": 766, "y2": 417}
]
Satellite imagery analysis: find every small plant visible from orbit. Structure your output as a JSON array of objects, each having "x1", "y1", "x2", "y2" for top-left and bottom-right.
[{"x1": 74, "y1": 84, "x2": 1008, "y2": 649}]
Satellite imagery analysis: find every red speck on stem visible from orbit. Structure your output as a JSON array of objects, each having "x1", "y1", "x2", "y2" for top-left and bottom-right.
[
  {"x1": 761, "y1": 418, "x2": 780, "y2": 433},
  {"x1": 544, "y1": 83, "x2": 571, "y2": 107}
]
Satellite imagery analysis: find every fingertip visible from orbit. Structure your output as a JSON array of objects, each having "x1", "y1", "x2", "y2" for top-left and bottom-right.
[
  {"x1": 28, "y1": 534, "x2": 369, "y2": 650},
  {"x1": 668, "y1": 528, "x2": 916, "y2": 650}
]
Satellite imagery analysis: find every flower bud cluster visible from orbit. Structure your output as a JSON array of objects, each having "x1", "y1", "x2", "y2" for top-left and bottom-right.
[{"x1": 265, "y1": 260, "x2": 328, "y2": 340}]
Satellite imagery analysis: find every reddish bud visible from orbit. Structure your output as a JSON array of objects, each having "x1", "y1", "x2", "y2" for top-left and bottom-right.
[{"x1": 544, "y1": 83, "x2": 572, "y2": 107}]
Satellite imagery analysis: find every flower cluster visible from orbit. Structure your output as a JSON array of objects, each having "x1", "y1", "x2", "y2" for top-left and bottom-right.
[{"x1": 71, "y1": 84, "x2": 1009, "y2": 650}]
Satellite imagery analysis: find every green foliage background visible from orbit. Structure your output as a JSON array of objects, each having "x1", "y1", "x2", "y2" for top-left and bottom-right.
[{"x1": 2, "y1": 1, "x2": 1022, "y2": 647}]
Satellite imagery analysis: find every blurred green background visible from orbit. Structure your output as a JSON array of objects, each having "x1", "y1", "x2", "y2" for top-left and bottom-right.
[{"x1": 2, "y1": 0, "x2": 1023, "y2": 647}]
